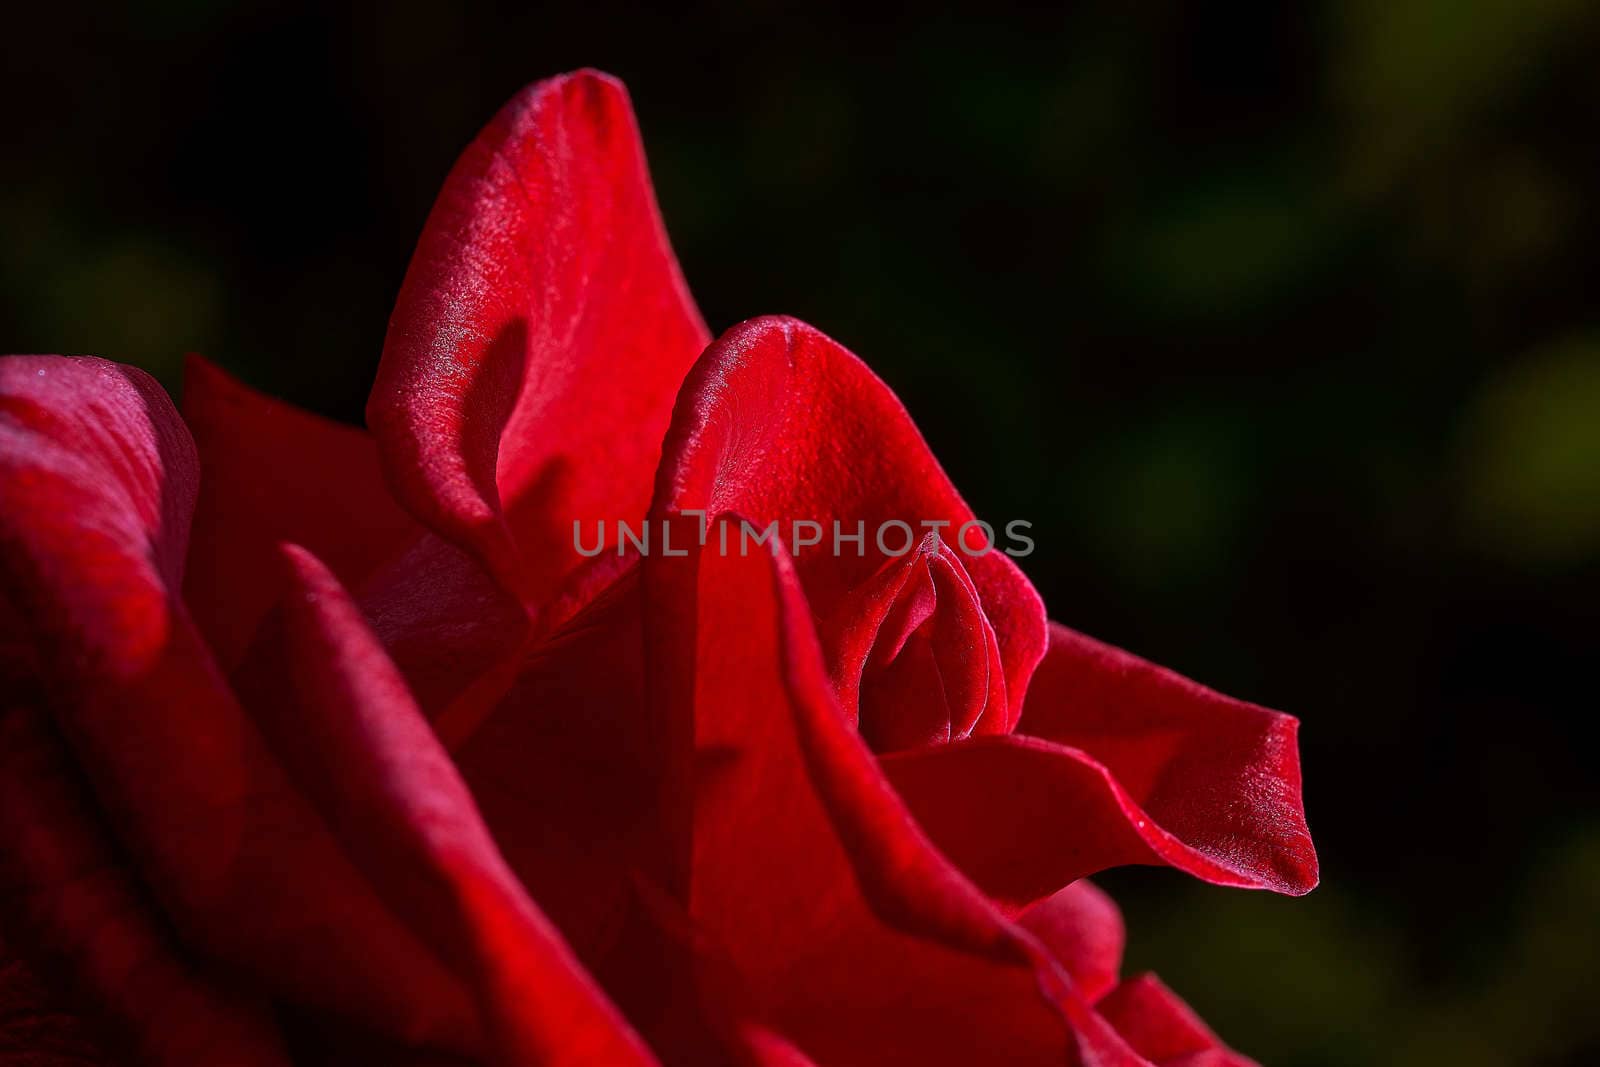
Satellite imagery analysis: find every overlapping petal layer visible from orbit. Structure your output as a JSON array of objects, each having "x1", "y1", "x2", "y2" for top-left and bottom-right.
[
  {"x1": 0, "y1": 66, "x2": 1315, "y2": 1067},
  {"x1": 884, "y1": 622, "x2": 1316, "y2": 904},
  {"x1": 182, "y1": 355, "x2": 419, "y2": 668},
  {"x1": 645, "y1": 522, "x2": 1087, "y2": 1066},
  {"x1": 0, "y1": 357, "x2": 478, "y2": 1054},
  {"x1": 235, "y1": 546, "x2": 655, "y2": 1066},
  {"x1": 651, "y1": 315, "x2": 1046, "y2": 740}
]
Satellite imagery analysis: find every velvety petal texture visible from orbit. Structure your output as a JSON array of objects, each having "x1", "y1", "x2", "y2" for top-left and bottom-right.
[
  {"x1": 884, "y1": 622, "x2": 1316, "y2": 906},
  {"x1": 1019, "y1": 623, "x2": 1315, "y2": 894},
  {"x1": 0, "y1": 66, "x2": 1315, "y2": 1067},
  {"x1": 368, "y1": 68, "x2": 708, "y2": 607},
  {"x1": 651, "y1": 315, "x2": 1046, "y2": 744},
  {"x1": 646, "y1": 521, "x2": 1073, "y2": 1065},
  {"x1": 0, "y1": 356, "x2": 478, "y2": 1054}
]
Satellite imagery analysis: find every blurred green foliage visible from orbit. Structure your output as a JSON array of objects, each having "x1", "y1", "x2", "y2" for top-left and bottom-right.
[{"x1": 3, "y1": 2, "x2": 1598, "y2": 1063}]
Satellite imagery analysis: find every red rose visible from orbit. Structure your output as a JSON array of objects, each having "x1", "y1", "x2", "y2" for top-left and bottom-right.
[{"x1": 1, "y1": 70, "x2": 1316, "y2": 1066}]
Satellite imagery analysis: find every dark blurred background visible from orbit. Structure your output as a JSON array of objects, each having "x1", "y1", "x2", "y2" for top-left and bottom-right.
[{"x1": 4, "y1": 3, "x2": 1599, "y2": 1064}]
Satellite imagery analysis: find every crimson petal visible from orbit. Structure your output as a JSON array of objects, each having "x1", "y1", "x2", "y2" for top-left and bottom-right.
[
  {"x1": 235, "y1": 545, "x2": 656, "y2": 1066},
  {"x1": 884, "y1": 622, "x2": 1317, "y2": 902},
  {"x1": 643, "y1": 520, "x2": 1136, "y2": 1066},
  {"x1": 0, "y1": 703, "x2": 287, "y2": 1067},
  {"x1": 1096, "y1": 974, "x2": 1259, "y2": 1067},
  {"x1": 368, "y1": 69, "x2": 709, "y2": 607},
  {"x1": 1018, "y1": 880, "x2": 1125, "y2": 1003},
  {"x1": 651, "y1": 315, "x2": 1046, "y2": 740},
  {"x1": 182, "y1": 355, "x2": 418, "y2": 668},
  {"x1": 0, "y1": 355, "x2": 477, "y2": 1051}
]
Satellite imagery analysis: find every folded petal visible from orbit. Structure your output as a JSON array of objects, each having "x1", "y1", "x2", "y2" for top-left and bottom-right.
[
  {"x1": 1018, "y1": 880, "x2": 1125, "y2": 1003},
  {"x1": 0, "y1": 356, "x2": 197, "y2": 662},
  {"x1": 884, "y1": 621, "x2": 1314, "y2": 902},
  {"x1": 235, "y1": 545, "x2": 656, "y2": 1066},
  {"x1": 368, "y1": 69, "x2": 709, "y2": 607},
  {"x1": 1028, "y1": 622, "x2": 1317, "y2": 895},
  {"x1": 641, "y1": 519, "x2": 1132, "y2": 1066},
  {"x1": 651, "y1": 316, "x2": 1046, "y2": 740},
  {"x1": 181, "y1": 355, "x2": 419, "y2": 668},
  {"x1": 1096, "y1": 974, "x2": 1259, "y2": 1067},
  {"x1": 0, "y1": 355, "x2": 477, "y2": 1051}
]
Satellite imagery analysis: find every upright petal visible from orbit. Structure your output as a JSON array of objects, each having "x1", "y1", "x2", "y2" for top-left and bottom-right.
[{"x1": 368, "y1": 69, "x2": 709, "y2": 607}]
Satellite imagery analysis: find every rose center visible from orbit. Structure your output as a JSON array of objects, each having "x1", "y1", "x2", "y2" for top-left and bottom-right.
[{"x1": 819, "y1": 534, "x2": 1009, "y2": 753}]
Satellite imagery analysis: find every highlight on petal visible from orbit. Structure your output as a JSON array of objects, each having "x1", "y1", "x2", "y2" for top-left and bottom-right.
[
  {"x1": 1, "y1": 355, "x2": 197, "y2": 676},
  {"x1": 884, "y1": 622, "x2": 1317, "y2": 904},
  {"x1": 651, "y1": 315, "x2": 1046, "y2": 740},
  {"x1": 182, "y1": 354, "x2": 419, "y2": 668},
  {"x1": 234, "y1": 544, "x2": 656, "y2": 1067},
  {"x1": 1022, "y1": 622, "x2": 1317, "y2": 895},
  {"x1": 0, "y1": 354, "x2": 478, "y2": 1052},
  {"x1": 368, "y1": 68, "x2": 709, "y2": 608}
]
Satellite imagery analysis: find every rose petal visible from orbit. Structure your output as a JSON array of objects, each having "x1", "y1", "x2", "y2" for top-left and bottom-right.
[
  {"x1": 651, "y1": 315, "x2": 1046, "y2": 738},
  {"x1": 368, "y1": 69, "x2": 709, "y2": 607},
  {"x1": 181, "y1": 355, "x2": 419, "y2": 668},
  {"x1": 357, "y1": 530, "x2": 530, "y2": 715},
  {"x1": 1018, "y1": 880, "x2": 1125, "y2": 1003},
  {"x1": 235, "y1": 545, "x2": 656, "y2": 1066},
  {"x1": 0, "y1": 355, "x2": 477, "y2": 1050},
  {"x1": 883, "y1": 622, "x2": 1316, "y2": 903},
  {"x1": 0, "y1": 702, "x2": 288, "y2": 1067},
  {"x1": 1097, "y1": 974, "x2": 1259, "y2": 1067},
  {"x1": 1022, "y1": 621, "x2": 1317, "y2": 895},
  {"x1": 435, "y1": 559, "x2": 671, "y2": 962},
  {"x1": 641, "y1": 518, "x2": 1139, "y2": 1066}
]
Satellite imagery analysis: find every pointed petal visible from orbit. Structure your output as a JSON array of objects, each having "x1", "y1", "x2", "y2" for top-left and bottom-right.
[
  {"x1": 885, "y1": 621, "x2": 1315, "y2": 902},
  {"x1": 1022, "y1": 622, "x2": 1317, "y2": 895},
  {"x1": 368, "y1": 69, "x2": 709, "y2": 606}
]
